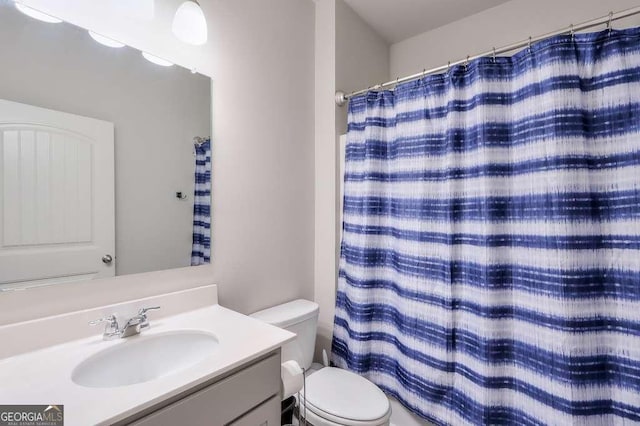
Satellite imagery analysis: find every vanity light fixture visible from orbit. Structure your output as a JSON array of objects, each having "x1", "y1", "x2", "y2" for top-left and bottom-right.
[
  {"x1": 142, "y1": 52, "x2": 174, "y2": 67},
  {"x1": 15, "y1": 2, "x2": 62, "y2": 23},
  {"x1": 172, "y1": 0, "x2": 207, "y2": 46},
  {"x1": 88, "y1": 31, "x2": 125, "y2": 48}
]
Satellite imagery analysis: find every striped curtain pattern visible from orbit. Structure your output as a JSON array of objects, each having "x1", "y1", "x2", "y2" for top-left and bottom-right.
[
  {"x1": 332, "y1": 28, "x2": 640, "y2": 425},
  {"x1": 191, "y1": 139, "x2": 211, "y2": 265}
]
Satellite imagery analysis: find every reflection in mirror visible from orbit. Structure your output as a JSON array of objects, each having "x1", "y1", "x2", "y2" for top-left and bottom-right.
[{"x1": 0, "y1": 1, "x2": 212, "y2": 290}]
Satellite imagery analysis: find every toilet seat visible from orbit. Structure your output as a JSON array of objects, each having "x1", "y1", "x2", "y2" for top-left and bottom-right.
[
  {"x1": 300, "y1": 400, "x2": 391, "y2": 426},
  {"x1": 298, "y1": 367, "x2": 391, "y2": 426}
]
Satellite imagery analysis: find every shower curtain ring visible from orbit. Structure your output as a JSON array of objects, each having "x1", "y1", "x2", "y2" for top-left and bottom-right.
[
  {"x1": 528, "y1": 36, "x2": 532, "y2": 53},
  {"x1": 447, "y1": 61, "x2": 451, "y2": 73},
  {"x1": 464, "y1": 55, "x2": 470, "y2": 70},
  {"x1": 492, "y1": 47, "x2": 496, "y2": 62},
  {"x1": 570, "y1": 24, "x2": 575, "y2": 41},
  {"x1": 607, "y1": 11, "x2": 613, "y2": 35}
]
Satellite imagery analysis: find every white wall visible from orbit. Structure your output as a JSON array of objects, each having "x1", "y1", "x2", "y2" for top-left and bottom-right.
[
  {"x1": 1, "y1": 0, "x2": 316, "y2": 324},
  {"x1": 314, "y1": 0, "x2": 389, "y2": 360},
  {"x1": 335, "y1": 0, "x2": 390, "y2": 135},
  {"x1": 208, "y1": 0, "x2": 316, "y2": 315},
  {"x1": 391, "y1": 0, "x2": 640, "y2": 78},
  {"x1": 314, "y1": 0, "x2": 338, "y2": 360}
]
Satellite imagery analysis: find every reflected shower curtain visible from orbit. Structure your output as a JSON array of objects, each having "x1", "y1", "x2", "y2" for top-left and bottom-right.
[
  {"x1": 191, "y1": 139, "x2": 211, "y2": 265},
  {"x1": 332, "y1": 28, "x2": 640, "y2": 425}
]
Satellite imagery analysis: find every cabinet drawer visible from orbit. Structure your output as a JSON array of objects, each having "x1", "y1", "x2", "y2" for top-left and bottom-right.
[
  {"x1": 229, "y1": 395, "x2": 280, "y2": 426},
  {"x1": 129, "y1": 352, "x2": 281, "y2": 426}
]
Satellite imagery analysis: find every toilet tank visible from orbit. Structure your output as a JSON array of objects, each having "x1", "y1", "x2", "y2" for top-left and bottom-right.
[{"x1": 250, "y1": 299, "x2": 319, "y2": 370}]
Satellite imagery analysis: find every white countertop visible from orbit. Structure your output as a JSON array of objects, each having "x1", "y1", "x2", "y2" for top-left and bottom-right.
[{"x1": 0, "y1": 305, "x2": 295, "y2": 425}]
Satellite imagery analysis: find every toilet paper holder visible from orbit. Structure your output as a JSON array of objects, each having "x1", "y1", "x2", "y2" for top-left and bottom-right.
[{"x1": 280, "y1": 360, "x2": 307, "y2": 426}]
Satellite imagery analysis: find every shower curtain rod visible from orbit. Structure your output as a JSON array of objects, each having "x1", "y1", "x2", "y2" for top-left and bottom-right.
[{"x1": 335, "y1": 5, "x2": 640, "y2": 106}]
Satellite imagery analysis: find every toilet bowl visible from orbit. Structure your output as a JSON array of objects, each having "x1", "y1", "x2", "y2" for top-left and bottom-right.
[{"x1": 251, "y1": 300, "x2": 391, "y2": 426}]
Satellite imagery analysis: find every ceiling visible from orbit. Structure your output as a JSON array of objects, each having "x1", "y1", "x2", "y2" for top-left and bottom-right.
[{"x1": 343, "y1": 0, "x2": 511, "y2": 44}]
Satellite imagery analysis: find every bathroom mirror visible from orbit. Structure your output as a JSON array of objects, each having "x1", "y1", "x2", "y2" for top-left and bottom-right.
[{"x1": 0, "y1": 1, "x2": 212, "y2": 290}]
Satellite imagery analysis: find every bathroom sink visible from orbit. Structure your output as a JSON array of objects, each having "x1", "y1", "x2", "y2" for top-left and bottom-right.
[{"x1": 72, "y1": 331, "x2": 219, "y2": 388}]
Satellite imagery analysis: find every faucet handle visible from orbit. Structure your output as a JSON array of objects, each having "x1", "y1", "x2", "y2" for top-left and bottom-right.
[
  {"x1": 89, "y1": 314, "x2": 118, "y2": 327},
  {"x1": 138, "y1": 306, "x2": 160, "y2": 316},
  {"x1": 89, "y1": 314, "x2": 120, "y2": 340},
  {"x1": 136, "y1": 306, "x2": 160, "y2": 331}
]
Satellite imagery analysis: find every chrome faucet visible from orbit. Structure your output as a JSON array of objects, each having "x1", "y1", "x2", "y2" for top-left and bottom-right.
[{"x1": 89, "y1": 306, "x2": 160, "y2": 340}]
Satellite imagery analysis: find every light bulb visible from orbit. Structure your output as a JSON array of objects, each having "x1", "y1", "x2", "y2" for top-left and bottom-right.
[
  {"x1": 142, "y1": 52, "x2": 174, "y2": 67},
  {"x1": 172, "y1": 1, "x2": 207, "y2": 46},
  {"x1": 89, "y1": 31, "x2": 125, "y2": 48},
  {"x1": 15, "y1": 2, "x2": 62, "y2": 23}
]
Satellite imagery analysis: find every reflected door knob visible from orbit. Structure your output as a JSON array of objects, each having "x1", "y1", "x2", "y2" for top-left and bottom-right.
[{"x1": 102, "y1": 254, "x2": 113, "y2": 265}]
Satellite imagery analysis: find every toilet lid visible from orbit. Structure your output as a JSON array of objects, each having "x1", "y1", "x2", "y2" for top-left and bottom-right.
[{"x1": 301, "y1": 367, "x2": 390, "y2": 422}]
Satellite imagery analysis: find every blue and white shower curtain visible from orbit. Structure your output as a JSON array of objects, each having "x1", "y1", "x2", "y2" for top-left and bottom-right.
[
  {"x1": 332, "y1": 28, "x2": 640, "y2": 425},
  {"x1": 191, "y1": 139, "x2": 211, "y2": 265}
]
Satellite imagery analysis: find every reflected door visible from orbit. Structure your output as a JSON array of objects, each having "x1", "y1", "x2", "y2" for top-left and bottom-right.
[{"x1": 0, "y1": 99, "x2": 114, "y2": 289}]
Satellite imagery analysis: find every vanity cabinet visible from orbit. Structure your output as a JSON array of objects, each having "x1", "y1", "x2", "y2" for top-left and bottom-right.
[
  {"x1": 122, "y1": 351, "x2": 281, "y2": 426},
  {"x1": 229, "y1": 396, "x2": 280, "y2": 426}
]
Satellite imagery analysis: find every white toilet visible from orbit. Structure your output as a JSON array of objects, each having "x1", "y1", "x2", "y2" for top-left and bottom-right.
[{"x1": 251, "y1": 299, "x2": 392, "y2": 426}]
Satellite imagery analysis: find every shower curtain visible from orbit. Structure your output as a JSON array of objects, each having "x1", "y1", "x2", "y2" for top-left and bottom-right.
[
  {"x1": 332, "y1": 28, "x2": 640, "y2": 425},
  {"x1": 191, "y1": 139, "x2": 211, "y2": 265}
]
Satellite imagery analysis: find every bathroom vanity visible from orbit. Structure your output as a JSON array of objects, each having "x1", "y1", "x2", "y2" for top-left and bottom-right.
[
  {"x1": 124, "y1": 351, "x2": 281, "y2": 425},
  {"x1": 0, "y1": 285, "x2": 294, "y2": 426}
]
